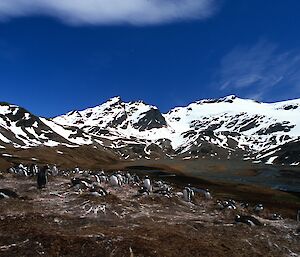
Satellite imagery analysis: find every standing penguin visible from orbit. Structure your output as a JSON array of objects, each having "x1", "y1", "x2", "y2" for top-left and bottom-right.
[
  {"x1": 183, "y1": 186, "x2": 193, "y2": 202},
  {"x1": 204, "y1": 189, "x2": 212, "y2": 200},
  {"x1": 124, "y1": 172, "x2": 132, "y2": 184},
  {"x1": 133, "y1": 174, "x2": 140, "y2": 183},
  {"x1": 74, "y1": 167, "x2": 80, "y2": 174},
  {"x1": 110, "y1": 174, "x2": 120, "y2": 187},
  {"x1": 37, "y1": 165, "x2": 49, "y2": 189},
  {"x1": 144, "y1": 176, "x2": 152, "y2": 192},
  {"x1": 51, "y1": 164, "x2": 59, "y2": 176},
  {"x1": 116, "y1": 173, "x2": 124, "y2": 186},
  {"x1": 99, "y1": 171, "x2": 107, "y2": 184}
]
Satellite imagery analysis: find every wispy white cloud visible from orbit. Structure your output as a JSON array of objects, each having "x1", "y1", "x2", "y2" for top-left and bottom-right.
[
  {"x1": 216, "y1": 40, "x2": 300, "y2": 100},
  {"x1": 0, "y1": 0, "x2": 219, "y2": 25}
]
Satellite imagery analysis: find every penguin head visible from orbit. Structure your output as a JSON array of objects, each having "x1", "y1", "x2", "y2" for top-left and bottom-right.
[{"x1": 256, "y1": 204, "x2": 263, "y2": 209}]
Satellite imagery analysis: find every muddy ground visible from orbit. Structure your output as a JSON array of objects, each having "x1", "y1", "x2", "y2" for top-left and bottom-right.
[{"x1": 0, "y1": 172, "x2": 299, "y2": 257}]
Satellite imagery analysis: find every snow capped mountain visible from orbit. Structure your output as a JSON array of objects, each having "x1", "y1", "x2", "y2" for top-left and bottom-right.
[
  {"x1": 0, "y1": 102, "x2": 93, "y2": 148},
  {"x1": 164, "y1": 95, "x2": 300, "y2": 162},
  {"x1": 1, "y1": 96, "x2": 300, "y2": 165},
  {"x1": 52, "y1": 95, "x2": 300, "y2": 165},
  {"x1": 54, "y1": 96, "x2": 167, "y2": 132}
]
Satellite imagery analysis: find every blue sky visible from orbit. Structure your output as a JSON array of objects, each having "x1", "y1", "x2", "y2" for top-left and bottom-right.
[{"x1": 0, "y1": 0, "x2": 300, "y2": 117}]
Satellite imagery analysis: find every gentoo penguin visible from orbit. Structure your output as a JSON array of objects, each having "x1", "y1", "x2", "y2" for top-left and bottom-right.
[
  {"x1": 71, "y1": 178, "x2": 93, "y2": 190},
  {"x1": 270, "y1": 213, "x2": 283, "y2": 220},
  {"x1": 124, "y1": 172, "x2": 132, "y2": 184},
  {"x1": 37, "y1": 165, "x2": 49, "y2": 189},
  {"x1": 153, "y1": 186, "x2": 172, "y2": 197},
  {"x1": 235, "y1": 215, "x2": 263, "y2": 226},
  {"x1": 116, "y1": 173, "x2": 124, "y2": 186},
  {"x1": 240, "y1": 202, "x2": 249, "y2": 209},
  {"x1": 216, "y1": 200, "x2": 225, "y2": 210},
  {"x1": 138, "y1": 186, "x2": 150, "y2": 195},
  {"x1": 217, "y1": 200, "x2": 236, "y2": 210},
  {"x1": 99, "y1": 171, "x2": 108, "y2": 183},
  {"x1": 228, "y1": 199, "x2": 236, "y2": 205},
  {"x1": 154, "y1": 181, "x2": 164, "y2": 188},
  {"x1": 192, "y1": 187, "x2": 212, "y2": 199},
  {"x1": 133, "y1": 174, "x2": 140, "y2": 183},
  {"x1": 204, "y1": 189, "x2": 212, "y2": 199},
  {"x1": 254, "y1": 203, "x2": 264, "y2": 214},
  {"x1": 110, "y1": 174, "x2": 120, "y2": 187},
  {"x1": 0, "y1": 189, "x2": 19, "y2": 199},
  {"x1": 90, "y1": 186, "x2": 108, "y2": 197},
  {"x1": 226, "y1": 202, "x2": 237, "y2": 210},
  {"x1": 17, "y1": 164, "x2": 28, "y2": 176},
  {"x1": 226, "y1": 199, "x2": 237, "y2": 209},
  {"x1": 183, "y1": 186, "x2": 193, "y2": 202},
  {"x1": 29, "y1": 164, "x2": 39, "y2": 176},
  {"x1": 51, "y1": 164, "x2": 59, "y2": 176},
  {"x1": 8, "y1": 167, "x2": 16, "y2": 174},
  {"x1": 144, "y1": 176, "x2": 152, "y2": 192}
]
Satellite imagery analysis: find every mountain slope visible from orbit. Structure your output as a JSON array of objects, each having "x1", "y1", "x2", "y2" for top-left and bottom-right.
[
  {"x1": 53, "y1": 95, "x2": 300, "y2": 165},
  {"x1": 0, "y1": 102, "x2": 93, "y2": 148},
  {"x1": 0, "y1": 96, "x2": 300, "y2": 166}
]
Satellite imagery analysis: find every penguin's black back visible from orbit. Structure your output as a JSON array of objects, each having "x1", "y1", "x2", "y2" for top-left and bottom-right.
[
  {"x1": 235, "y1": 215, "x2": 263, "y2": 226},
  {"x1": 37, "y1": 166, "x2": 48, "y2": 189},
  {"x1": 0, "y1": 189, "x2": 19, "y2": 198}
]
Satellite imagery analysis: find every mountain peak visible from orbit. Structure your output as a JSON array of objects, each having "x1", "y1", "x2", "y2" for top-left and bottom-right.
[
  {"x1": 193, "y1": 95, "x2": 238, "y2": 105},
  {"x1": 221, "y1": 94, "x2": 237, "y2": 101},
  {"x1": 107, "y1": 96, "x2": 122, "y2": 104}
]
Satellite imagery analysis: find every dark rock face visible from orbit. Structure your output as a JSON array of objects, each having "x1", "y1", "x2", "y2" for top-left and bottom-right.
[
  {"x1": 108, "y1": 112, "x2": 128, "y2": 128},
  {"x1": 146, "y1": 143, "x2": 162, "y2": 153},
  {"x1": 68, "y1": 110, "x2": 82, "y2": 117},
  {"x1": 69, "y1": 129, "x2": 90, "y2": 140},
  {"x1": 155, "y1": 138, "x2": 174, "y2": 154},
  {"x1": 133, "y1": 109, "x2": 167, "y2": 131},
  {"x1": 264, "y1": 140, "x2": 300, "y2": 165},
  {"x1": 6, "y1": 107, "x2": 39, "y2": 128},
  {"x1": 195, "y1": 95, "x2": 237, "y2": 105},
  {"x1": 257, "y1": 123, "x2": 295, "y2": 135},
  {"x1": 283, "y1": 105, "x2": 298, "y2": 110},
  {"x1": 89, "y1": 127, "x2": 110, "y2": 135}
]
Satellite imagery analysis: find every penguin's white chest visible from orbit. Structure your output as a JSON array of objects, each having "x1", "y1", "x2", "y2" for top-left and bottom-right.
[
  {"x1": 183, "y1": 189, "x2": 190, "y2": 202},
  {"x1": 205, "y1": 192, "x2": 212, "y2": 199},
  {"x1": 0, "y1": 192, "x2": 9, "y2": 199},
  {"x1": 144, "y1": 179, "x2": 151, "y2": 191},
  {"x1": 116, "y1": 174, "x2": 123, "y2": 184},
  {"x1": 110, "y1": 175, "x2": 119, "y2": 186}
]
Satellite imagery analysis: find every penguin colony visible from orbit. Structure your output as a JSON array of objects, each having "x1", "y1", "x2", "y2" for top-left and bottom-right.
[{"x1": 2, "y1": 163, "x2": 294, "y2": 226}]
